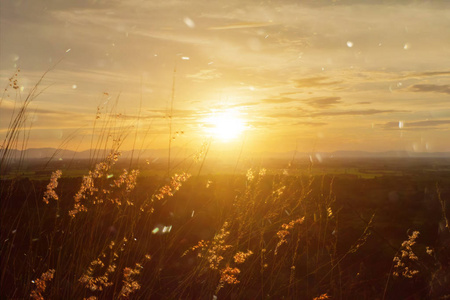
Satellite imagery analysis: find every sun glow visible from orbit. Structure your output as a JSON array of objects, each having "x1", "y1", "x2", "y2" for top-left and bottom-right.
[{"x1": 202, "y1": 108, "x2": 247, "y2": 142}]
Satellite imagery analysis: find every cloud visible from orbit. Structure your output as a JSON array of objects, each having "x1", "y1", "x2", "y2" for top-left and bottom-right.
[
  {"x1": 186, "y1": 69, "x2": 222, "y2": 81},
  {"x1": 381, "y1": 119, "x2": 450, "y2": 129},
  {"x1": 307, "y1": 97, "x2": 341, "y2": 108},
  {"x1": 265, "y1": 112, "x2": 304, "y2": 119},
  {"x1": 405, "y1": 71, "x2": 450, "y2": 79},
  {"x1": 0, "y1": 104, "x2": 75, "y2": 117},
  {"x1": 294, "y1": 76, "x2": 342, "y2": 88},
  {"x1": 144, "y1": 109, "x2": 198, "y2": 119},
  {"x1": 228, "y1": 102, "x2": 259, "y2": 108},
  {"x1": 310, "y1": 109, "x2": 409, "y2": 117},
  {"x1": 295, "y1": 121, "x2": 327, "y2": 127},
  {"x1": 262, "y1": 95, "x2": 341, "y2": 108},
  {"x1": 357, "y1": 101, "x2": 371, "y2": 105},
  {"x1": 404, "y1": 120, "x2": 450, "y2": 127},
  {"x1": 247, "y1": 121, "x2": 269, "y2": 128},
  {"x1": 131, "y1": 29, "x2": 211, "y2": 45},
  {"x1": 0, "y1": 105, "x2": 91, "y2": 134},
  {"x1": 262, "y1": 96, "x2": 298, "y2": 104},
  {"x1": 208, "y1": 22, "x2": 276, "y2": 30},
  {"x1": 409, "y1": 84, "x2": 450, "y2": 94}
]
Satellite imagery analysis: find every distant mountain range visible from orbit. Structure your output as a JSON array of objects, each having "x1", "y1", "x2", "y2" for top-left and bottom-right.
[
  {"x1": 2, "y1": 148, "x2": 450, "y2": 161},
  {"x1": 315, "y1": 150, "x2": 450, "y2": 158},
  {"x1": 1, "y1": 148, "x2": 173, "y2": 160}
]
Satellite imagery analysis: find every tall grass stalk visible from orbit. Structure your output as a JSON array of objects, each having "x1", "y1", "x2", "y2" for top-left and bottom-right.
[{"x1": 167, "y1": 66, "x2": 176, "y2": 176}]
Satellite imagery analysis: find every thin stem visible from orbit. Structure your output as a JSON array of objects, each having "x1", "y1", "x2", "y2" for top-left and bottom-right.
[{"x1": 168, "y1": 66, "x2": 176, "y2": 175}]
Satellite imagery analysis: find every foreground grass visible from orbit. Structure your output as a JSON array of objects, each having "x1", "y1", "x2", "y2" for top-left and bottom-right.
[{"x1": 1, "y1": 152, "x2": 449, "y2": 299}]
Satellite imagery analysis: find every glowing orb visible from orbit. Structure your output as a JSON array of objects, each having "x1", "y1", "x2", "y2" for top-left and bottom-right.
[{"x1": 203, "y1": 108, "x2": 246, "y2": 142}]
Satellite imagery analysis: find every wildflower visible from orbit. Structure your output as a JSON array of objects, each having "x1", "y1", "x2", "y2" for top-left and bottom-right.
[
  {"x1": 233, "y1": 250, "x2": 253, "y2": 264},
  {"x1": 327, "y1": 207, "x2": 333, "y2": 217},
  {"x1": 30, "y1": 269, "x2": 55, "y2": 300},
  {"x1": 206, "y1": 180, "x2": 212, "y2": 188},
  {"x1": 246, "y1": 168, "x2": 254, "y2": 182},
  {"x1": 79, "y1": 266, "x2": 114, "y2": 292},
  {"x1": 275, "y1": 217, "x2": 305, "y2": 255},
  {"x1": 219, "y1": 266, "x2": 240, "y2": 284},
  {"x1": 113, "y1": 169, "x2": 139, "y2": 191},
  {"x1": 183, "y1": 222, "x2": 232, "y2": 269},
  {"x1": 273, "y1": 185, "x2": 286, "y2": 197},
  {"x1": 216, "y1": 266, "x2": 241, "y2": 293},
  {"x1": 313, "y1": 293, "x2": 330, "y2": 300},
  {"x1": 79, "y1": 238, "x2": 127, "y2": 292},
  {"x1": 8, "y1": 70, "x2": 20, "y2": 90},
  {"x1": 69, "y1": 151, "x2": 121, "y2": 217},
  {"x1": 207, "y1": 222, "x2": 233, "y2": 269},
  {"x1": 393, "y1": 231, "x2": 420, "y2": 278},
  {"x1": 182, "y1": 240, "x2": 210, "y2": 257},
  {"x1": 153, "y1": 172, "x2": 191, "y2": 201},
  {"x1": 43, "y1": 170, "x2": 62, "y2": 204},
  {"x1": 118, "y1": 266, "x2": 141, "y2": 298},
  {"x1": 349, "y1": 214, "x2": 374, "y2": 254},
  {"x1": 193, "y1": 140, "x2": 209, "y2": 163}
]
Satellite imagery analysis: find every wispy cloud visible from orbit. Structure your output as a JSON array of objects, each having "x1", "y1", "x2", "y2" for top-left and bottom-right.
[
  {"x1": 262, "y1": 96, "x2": 298, "y2": 104},
  {"x1": 294, "y1": 76, "x2": 342, "y2": 89},
  {"x1": 404, "y1": 71, "x2": 450, "y2": 79},
  {"x1": 295, "y1": 121, "x2": 327, "y2": 127},
  {"x1": 381, "y1": 119, "x2": 450, "y2": 129},
  {"x1": 0, "y1": 104, "x2": 75, "y2": 117},
  {"x1": 265, "y1": 111, "x2": 306, "y2": 119},
  {"x1": 310, "y1": 109, "x2": 409, "y2": 117},
  {"x1": 307, "y1": 97, "x2": 341, "y2": 108},
  {"x1": 208, "y1": 22, "x2": 275, "y2": 30},
  {"x1": 409, "y1": 84, "x2": 450, "y2": 94},
  {"x1": 228, "y1": 102, "x2": 259, "y2": 108},
  {"x1": 186, "y1": 69, "x2": 222, "y2": 81},
  {"x1": 144, "y1": 109, "x2": 198, "y2": 119}
]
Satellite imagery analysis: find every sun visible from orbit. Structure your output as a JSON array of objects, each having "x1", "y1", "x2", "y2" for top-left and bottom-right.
[{"x1": 202, "y1": 108, "x2": 247, "y2": 142}]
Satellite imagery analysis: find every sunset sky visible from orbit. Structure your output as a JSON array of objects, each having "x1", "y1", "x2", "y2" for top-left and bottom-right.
[{"x1": 1, "y1": 0, "x2": 449, "y2": 155}]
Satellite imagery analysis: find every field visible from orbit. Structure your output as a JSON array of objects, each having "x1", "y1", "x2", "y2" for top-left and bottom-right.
[{"x1": 1, "y1": 154, "x2": 449, "y2": 299}]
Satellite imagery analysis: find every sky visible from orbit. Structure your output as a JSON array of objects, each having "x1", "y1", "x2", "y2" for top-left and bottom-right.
[{"x1": 1, "y1": 0, "x2": 449, "y2": 155}]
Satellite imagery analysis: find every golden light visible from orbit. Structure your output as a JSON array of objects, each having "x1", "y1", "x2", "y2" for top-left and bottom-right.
[{"x1": 202, "y1": 108, "x2": 247, "y2": 142}]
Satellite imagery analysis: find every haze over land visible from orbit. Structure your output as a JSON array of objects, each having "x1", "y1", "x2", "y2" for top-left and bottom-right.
[
  {"x1": 1, "y1": 0, "x2": 449, "y2": 154},
  {"x1": 4, "y1": 148, "x2": 450, "y2": 161}
]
